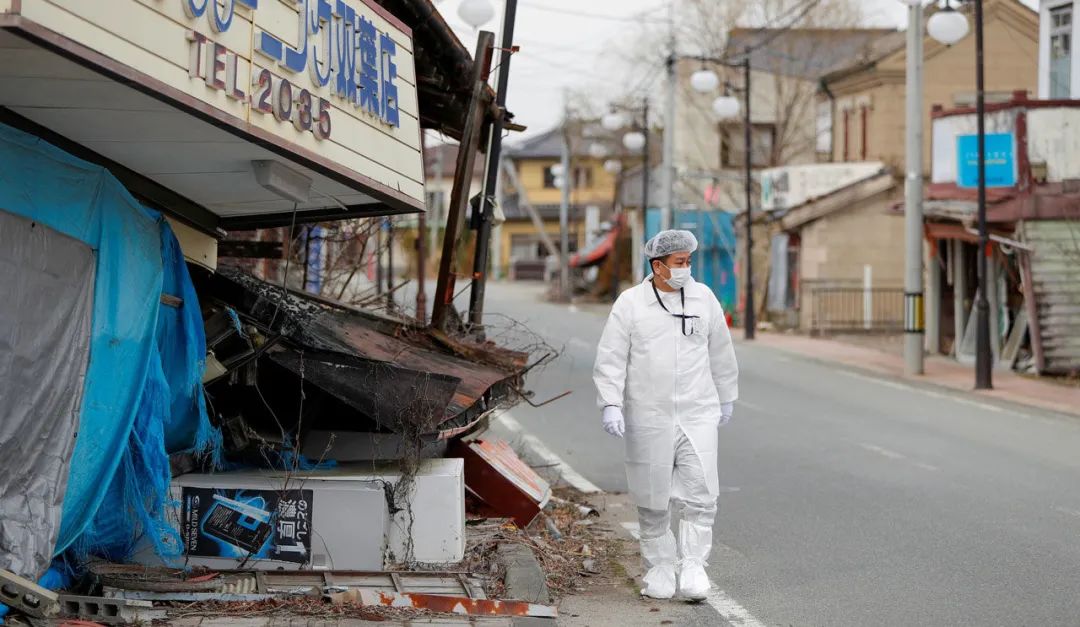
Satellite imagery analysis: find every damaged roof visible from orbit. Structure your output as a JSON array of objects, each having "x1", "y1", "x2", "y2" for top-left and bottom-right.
[{"x1": 200, "y1": 268, "x2": 530, "y2": 437}]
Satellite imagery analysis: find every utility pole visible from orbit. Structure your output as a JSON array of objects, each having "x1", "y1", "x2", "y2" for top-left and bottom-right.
[
  {"x1": 468, "y1": 0, "x2": 519, "y2": 329},
  {"x1": 559, "y1": 106, "x2": 572, "y2": 301},
  {"x1": 660, "y1": 0, "x2": 675, "y2": 230},
  {"x1": 742, "y1": 52, "x2": 755, "y2": 340},
  {"x1": 974, "y1": 0, "x2": 993, "y2": 389},
  {"x1": 904, "y1": 0, "x2": 925, "y2": 375}
]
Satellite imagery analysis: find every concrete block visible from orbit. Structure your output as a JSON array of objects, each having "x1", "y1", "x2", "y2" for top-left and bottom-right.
[
  {"x1": 495, "y1": 543, "x2": 550, "y2": 605},
  {"x1": 0, "y1": 569, "x2": 59, "y2": 618}
]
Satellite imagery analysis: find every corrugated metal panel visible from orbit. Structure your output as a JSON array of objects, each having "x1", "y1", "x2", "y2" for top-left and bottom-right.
[{"x1": 1023, "y1": 221, "x2": 1080, "y2": 374}]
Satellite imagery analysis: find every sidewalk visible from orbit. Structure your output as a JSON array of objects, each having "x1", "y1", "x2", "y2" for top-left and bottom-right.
[{"x1": 741, "y1": 330, "x2": 1080, "y2": 418}]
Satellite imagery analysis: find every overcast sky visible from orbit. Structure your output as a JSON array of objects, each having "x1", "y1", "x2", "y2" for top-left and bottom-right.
[{"x1": 434, "y1": 0, "x2": 1039, "y2": 143}]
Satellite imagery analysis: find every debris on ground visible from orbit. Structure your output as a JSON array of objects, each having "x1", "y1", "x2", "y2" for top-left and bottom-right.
[{"x1": 462, "y1": 488, "x2": 621, "y2": 601}]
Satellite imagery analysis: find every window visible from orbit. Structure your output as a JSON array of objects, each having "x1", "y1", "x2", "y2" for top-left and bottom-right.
[
  {"x1": 860, "y1": 105, "x2": 869, "y2": 161},
  {"x1": 842, "y1": 109, "x2": 851, "y2": 161},
  {"x1": 1051, "y1": 5, "x2": 1072, "y2": 98},
  {"x1": 543, "y1": 165, "x2": 558, "y2": 189},
  {"x1": 816, "y1": 101, "x2": 833, "y2": 158},
  {"x1": 720, "y1": 124, "x2": 775, "y2": 168},
  {"x1": 573, "y1": 166, "x2": 593, "y2": 189},
  {"x1": 543, "y1": 164, "x2": 593, "y2": 189}
]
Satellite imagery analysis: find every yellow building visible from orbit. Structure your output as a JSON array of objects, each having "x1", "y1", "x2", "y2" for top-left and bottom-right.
[{"x1": 500, "y1": 126, "x2": 624, "y2": 279}]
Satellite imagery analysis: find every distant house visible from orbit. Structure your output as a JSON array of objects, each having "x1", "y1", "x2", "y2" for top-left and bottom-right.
[
  {"x1": 925, "y1": 95, "x2": 1080, "y2": 375},
  {"x1": 753, "y1": 0, "x2": 1040, "y2": 334},
  {"x1": 501, "y1": 125, "x2": 622, "y2": 280}
]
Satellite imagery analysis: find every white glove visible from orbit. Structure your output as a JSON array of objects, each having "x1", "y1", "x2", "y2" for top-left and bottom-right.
[
  {"x1": 602, "y1": 406, "x2": 625, "y2": 438},
  {"x1": 719, "y1": 402, "x2": 734, "y2": 426}
]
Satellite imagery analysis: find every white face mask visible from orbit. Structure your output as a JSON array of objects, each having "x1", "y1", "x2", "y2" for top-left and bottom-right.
[{"x1": 663, "y1": 265, "x2": 692, "y2": 289}]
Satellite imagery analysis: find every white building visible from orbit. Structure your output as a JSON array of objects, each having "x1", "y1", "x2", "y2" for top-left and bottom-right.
[{"x1": 1039, "y1": 0, "x2": 1079, "y2": 98}]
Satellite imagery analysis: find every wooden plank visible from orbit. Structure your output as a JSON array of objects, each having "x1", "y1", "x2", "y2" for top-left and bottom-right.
[{"x1": 1019, "y1": 250, "x2": 1046, "y2": 374}]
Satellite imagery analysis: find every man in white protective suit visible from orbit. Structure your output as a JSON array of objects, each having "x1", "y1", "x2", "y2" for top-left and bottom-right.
[{"x1": 592, "y1": 229, "x2": 739, "y2": 601}]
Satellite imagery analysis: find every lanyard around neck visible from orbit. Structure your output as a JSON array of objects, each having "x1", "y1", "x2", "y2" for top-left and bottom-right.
[{"x1": 651, "y1": 280, "x2": 699, "y2": 336}]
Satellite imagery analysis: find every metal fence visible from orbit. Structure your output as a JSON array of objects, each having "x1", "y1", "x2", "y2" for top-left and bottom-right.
[{"x1": 806, "y1": 283, "x2": 905, "y2": 335}]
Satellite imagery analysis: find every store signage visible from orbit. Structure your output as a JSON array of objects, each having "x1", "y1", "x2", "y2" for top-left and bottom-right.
[
  {"x1": 182, "y1": 0, "x2": 402, "y2": 142},
  {"x1": 12, "y1": 0, "x2": 425, "y2": 206},
  {"x1": 956, "y1": 133, "x2": 1016, "y2": 188}
]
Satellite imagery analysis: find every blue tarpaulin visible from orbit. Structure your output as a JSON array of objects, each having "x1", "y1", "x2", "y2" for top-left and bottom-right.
[
  {"x1": 645, "y1": 209, "x2": 737, "y2": 312},
  {"x1": 0, "y1": 122, "x2": 218, "y2": 573}
]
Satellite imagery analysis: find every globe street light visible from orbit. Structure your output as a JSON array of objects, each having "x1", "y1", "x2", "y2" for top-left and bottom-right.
[
  {"x1": 623, "y1": 131, "x2": 646, "y2": 152},
  {"x1": 604, "y1": 159, "x2": 623, "y2": 174},
  {"x1": 927, "y1": 2, "x2": 969, "y2": 45},
  {"x1": 458, "y1": 0, "x2": 495, "y2": 28},
  {"x1": 589, "y1": 143, "x2": 610, "y2": 159},
  {"x1": 602, "y1": 111, "x2": 627, "y2": 132},
  {"x1": 690, "y1": 68, "x2": 720, "y2": 94},
  {"x1": 712, "y1": 95, "x2": 740, "y2": 120}
]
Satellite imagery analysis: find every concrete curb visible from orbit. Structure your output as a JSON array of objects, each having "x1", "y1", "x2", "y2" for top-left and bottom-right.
[{"x1": 749, "y1": 335, "x2": 1080, "y2": 420}]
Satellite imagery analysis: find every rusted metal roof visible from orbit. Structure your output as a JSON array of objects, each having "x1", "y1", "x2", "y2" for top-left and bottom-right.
[{"x1": 200, "y1": 268, "x2": 528, "y2": 434}]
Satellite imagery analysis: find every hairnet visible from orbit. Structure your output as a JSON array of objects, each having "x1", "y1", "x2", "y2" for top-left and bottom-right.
[{"x1": 644, "y1": 229, "x2": 698, "y2": 260}]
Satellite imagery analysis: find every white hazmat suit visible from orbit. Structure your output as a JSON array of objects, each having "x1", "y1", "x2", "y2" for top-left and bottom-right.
[{"x1": 593, "y1": 257, "x2": 739, "y2": 600}]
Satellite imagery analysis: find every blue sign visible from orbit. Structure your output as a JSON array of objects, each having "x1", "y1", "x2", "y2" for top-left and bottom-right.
[{"x1": 957, "y1": 133, "x2": 1016, "y2": 188}]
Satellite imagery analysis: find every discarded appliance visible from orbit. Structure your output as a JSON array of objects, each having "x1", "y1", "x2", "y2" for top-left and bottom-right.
[
  {"x1": 134, "y1": 460, "x2": 465, "y2": 570},
  {"x1": 451, "y1": 438, "x2": 551, "y2": 527}
]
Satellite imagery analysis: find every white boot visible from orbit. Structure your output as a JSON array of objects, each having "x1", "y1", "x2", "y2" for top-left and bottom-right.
[
  {"x1": 677, "y1": 519, "x2": 712, "y2": 601},
  {"x1": 639, "y1": 530, "x2": 677, "y2": 599}
]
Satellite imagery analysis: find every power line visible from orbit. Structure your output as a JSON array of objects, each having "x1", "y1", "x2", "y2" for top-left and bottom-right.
[{"x1": 517, "y1": 1, "x2": 669, "y2": 24}]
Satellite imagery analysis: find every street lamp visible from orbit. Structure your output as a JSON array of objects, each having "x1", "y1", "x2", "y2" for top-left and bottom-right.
[
  {"x1": 622, "y1": 131, "x2": 646, "y2": 152},
  {"x1": 681, "y1": 53, "x2": 756, "y2": 339},
  {"x1": 601, "y1": 100, "x2": 651, "y2": 303},
  {"x1": 927, "y1": 0, "x2": 992, "y2": 389},
  {"x1": 690, "y1": 68, "x2": 720, "y2": 94},
  {"x1": 457, "y1": 0, "x2": 495, "y2": 27},
  {"x1": 712, "y1": 95, "x2": 740, "y2": 120},
  {"x1": 602, "y1": 111, "x2": 627, "y2": 132},
  {"x1": 927, "y1": 1, "x2": 969, "y2": 45}
]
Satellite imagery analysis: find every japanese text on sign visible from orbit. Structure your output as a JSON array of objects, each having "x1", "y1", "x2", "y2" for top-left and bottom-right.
[{"x1": 180, "y1": 0, "x2": 402, "y2": 143}]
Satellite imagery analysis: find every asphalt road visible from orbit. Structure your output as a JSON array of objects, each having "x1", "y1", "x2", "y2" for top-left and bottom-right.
[{"x1": 481, "y1": 281, "x2": 1080, "y2": 627}]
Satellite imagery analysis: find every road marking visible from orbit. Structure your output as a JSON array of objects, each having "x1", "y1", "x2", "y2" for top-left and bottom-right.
[
  {"x1": 704, "y1": 589, "x2": 767, "y2": 627},
  {"x1": 1053, "y1": 506, "x2": 1080, "y2": 520},
  {"x1": 858, "y1": 443, "x2": 938, "y2": 471},
  {"x1": 859, "y1": 442, "x2": 907, "y2": 460},
  {"x1": 497, "y1": 412, "x2": 602, "y2": 494}
]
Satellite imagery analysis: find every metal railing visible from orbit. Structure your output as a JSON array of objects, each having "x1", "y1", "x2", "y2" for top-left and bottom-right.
[{"x1": 806, "y1": 283, "x2": 905, "y2": 335}]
